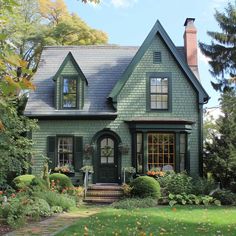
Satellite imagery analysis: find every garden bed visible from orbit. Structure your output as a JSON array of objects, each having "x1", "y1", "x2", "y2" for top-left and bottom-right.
[{"x1": 0, "y1": 219, "x2": 12, "y2": 236}]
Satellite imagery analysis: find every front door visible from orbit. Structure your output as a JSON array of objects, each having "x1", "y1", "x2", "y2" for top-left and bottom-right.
[{"x1": 97, "y1": 135, "x2": 118, "y2": 183}]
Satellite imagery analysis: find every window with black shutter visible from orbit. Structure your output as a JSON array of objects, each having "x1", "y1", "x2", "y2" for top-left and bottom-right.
[{"x1": 47, "y1": 136, "x2": 83, "y2": 172}]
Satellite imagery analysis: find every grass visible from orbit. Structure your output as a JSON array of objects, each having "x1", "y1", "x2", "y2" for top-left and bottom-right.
[{"x1": 56, "y1": 205, "x2": 236, "y2": 236}]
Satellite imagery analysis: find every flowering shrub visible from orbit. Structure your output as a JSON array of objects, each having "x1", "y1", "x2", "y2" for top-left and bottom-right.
[
  {"x1": 158, "y1": 171, "x2": 193, "y2": 195},
  {"x1": 54, "y1": 164, "x2": 74, "y2": 173},
  {"x1": 49, "y1": 173, "x2": 73, "y2": 192},
  {"x1": 1, "y1": 196, "x2": 27, "y2": 228},
  {"x1": 34, "y1": 191, "x2": 76, "y2": 211},
  {"x1": 122, "y1": 183, "x2": 133, "y2": 197},
  {"x1": 25, "y1": 197, "x2": 51, "y2": 218},
  {"x1": 147, "y1": 170, "x2": 165, "y2": 177},
  {"x1": 60, "y1": 186, "x2": 84, "y2": 204},
  {"x1": 0, "y1": 175, "x2": 78, "y2": 229}
]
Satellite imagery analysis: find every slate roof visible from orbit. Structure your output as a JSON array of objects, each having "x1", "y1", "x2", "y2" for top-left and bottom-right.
[{"x1": 24, "y1": 45, "x2": 139, "y2": 117}]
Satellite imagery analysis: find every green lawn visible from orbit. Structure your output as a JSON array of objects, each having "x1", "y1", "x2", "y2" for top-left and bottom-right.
[{"x1": 57, "y1": 206, "x2": 236, "y2": 236}]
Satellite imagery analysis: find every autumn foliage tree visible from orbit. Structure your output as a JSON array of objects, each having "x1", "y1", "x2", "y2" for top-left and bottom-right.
[
  {"x1": 0, "y1": 0, "x2": 108, "y2": 71},
  {"x1": 0, "y1": 0, "x2": 104, "y2": 184},
  {"x1": 0, "y1": 0, "x2": 38, "y2": 184}
]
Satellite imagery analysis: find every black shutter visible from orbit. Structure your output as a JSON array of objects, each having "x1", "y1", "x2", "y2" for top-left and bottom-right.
[
  {"x1": 74, "y1": 136, "x2": 83, "y2": 171},
  {"x1": 47, "y1": 136, "x2": 56, "y2": 170}
]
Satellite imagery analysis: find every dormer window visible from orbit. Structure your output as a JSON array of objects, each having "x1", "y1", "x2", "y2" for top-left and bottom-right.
[
  {"x1": 53, "y1": 52, "x2": 88, "y2": 110},
  {"x1": 62, "y1": 77, "x2": 77, "y2": 108}
]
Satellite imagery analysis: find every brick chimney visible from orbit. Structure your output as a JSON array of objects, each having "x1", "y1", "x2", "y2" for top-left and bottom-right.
[{"x1": 183, "y1": 18, "x2": 199, "y2": 79}]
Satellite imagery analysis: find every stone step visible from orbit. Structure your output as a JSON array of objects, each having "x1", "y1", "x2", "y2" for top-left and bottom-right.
[
  {"x1": 86, "y1": 190, "x2": 123, "y2": 197},
  {"x1": 84, "y1": 184, "x2": 124, "y2": 204},
  {"x1": 88, "y1": 185, "x2": 123, "y2": 191},
  {"x1": 84, "y1": 197, "x2": 120, "y2": 204}
]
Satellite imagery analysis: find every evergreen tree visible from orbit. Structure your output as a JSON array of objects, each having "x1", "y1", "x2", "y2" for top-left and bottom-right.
[
  {"x1": 199, "y1": 1, "x2": 236, "y2": 91},
  {"x1": 204, "y1": 90, "x2": 236, "y2": 187}
]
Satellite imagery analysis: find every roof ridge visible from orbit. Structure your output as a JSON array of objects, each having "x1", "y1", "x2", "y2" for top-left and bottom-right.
[{"x1": 43, "y1": 45, "x2": 140, "y2": 50}]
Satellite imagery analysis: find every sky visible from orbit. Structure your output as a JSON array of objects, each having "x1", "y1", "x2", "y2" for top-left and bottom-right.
[{"x1": 65, "y1": 0, "x2": 229, "y2": 112}]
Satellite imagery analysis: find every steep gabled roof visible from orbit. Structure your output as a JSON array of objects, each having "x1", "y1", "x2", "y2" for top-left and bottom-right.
[
  {"x1": 24, "y1": 46, "x2": 138, "y2": 117},
  {"x1": 109, "y1": 20, "x2": 210, "y2": 104},
  {"x1": 53, "y1": 51, "x2": 88, "y2": 85}
]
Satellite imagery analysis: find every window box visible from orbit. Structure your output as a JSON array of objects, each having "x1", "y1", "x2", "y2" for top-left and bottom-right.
[
  {"x1": 53, "y1": 164, "x2": 75, "y2": 177},
  {"x1": 52, "y1": 170, "x2": 75, "y2": 177}
]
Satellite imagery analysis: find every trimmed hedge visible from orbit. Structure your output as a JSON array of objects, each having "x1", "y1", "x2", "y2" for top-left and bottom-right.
[
  {"x1": 131, "y1": 176, "x2": 161, "y2": 200},
  {"x1": 12, "y1": 175, "x2": 48, "y2": 191},
  {"x1": 12, "y1": 175, "x2": 35, "y2": 190}
]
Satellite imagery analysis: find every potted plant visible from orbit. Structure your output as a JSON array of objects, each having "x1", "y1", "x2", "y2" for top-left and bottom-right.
[
  {"x1": 80, "y1": 165, "x2": 94, "y2": 174},
  {"x1": 122, "y1": 167, "x2": 136, "y2": 183},
  {"x1": 80, "y1": 165, "x2": 94, "y2": 184}
]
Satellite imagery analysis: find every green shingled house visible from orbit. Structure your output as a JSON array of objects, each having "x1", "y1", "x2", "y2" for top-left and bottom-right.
[{"x1": 25, "y1": 18, "x2": 209, "y2": 185}]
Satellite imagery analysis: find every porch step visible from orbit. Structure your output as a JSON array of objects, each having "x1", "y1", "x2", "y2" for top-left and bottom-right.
[
  {"x1": 84, "y1": 197, "x2": 120, "y2": 204},
  {"x1": 86, "y1": 190, "x2": 124, "y2": 197},
  {"x1": 84, "y1": 184, "x2": 124, "y2": 204},
  {"x1": 87, "y1": 185, "x2": 123, "y2": 191}
]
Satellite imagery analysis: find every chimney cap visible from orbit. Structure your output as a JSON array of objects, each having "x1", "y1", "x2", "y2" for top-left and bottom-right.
[{"x1": 184, "y1": 18, "x2": 195, "y2": 26}]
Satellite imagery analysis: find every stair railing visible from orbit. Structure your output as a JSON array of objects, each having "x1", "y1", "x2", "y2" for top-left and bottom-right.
[{"x1": 84, "y1": 170, "x2": 89, "y2": 198}]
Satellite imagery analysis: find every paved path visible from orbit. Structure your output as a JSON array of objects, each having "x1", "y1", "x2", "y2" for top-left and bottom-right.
[{"x1": 5, "y1": 207, "x2": 100, "y2": 236}]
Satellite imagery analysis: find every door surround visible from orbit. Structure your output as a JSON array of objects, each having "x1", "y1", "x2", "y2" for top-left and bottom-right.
[{"x1": 91, "y1": 129, "x2": 122, "y2": 184}]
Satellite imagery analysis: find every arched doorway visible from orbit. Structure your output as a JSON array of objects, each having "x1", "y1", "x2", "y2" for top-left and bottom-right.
[{"x1": 92, "y1": 130, "x2": 121, "y2": 183}]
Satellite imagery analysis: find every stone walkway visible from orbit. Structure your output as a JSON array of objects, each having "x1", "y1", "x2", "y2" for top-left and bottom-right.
[{"x1": 5, "y1": 207, "x2": 100, "y2": 236}]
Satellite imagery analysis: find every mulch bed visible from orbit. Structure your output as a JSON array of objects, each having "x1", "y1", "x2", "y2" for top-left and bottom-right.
[{"x1": 0, "y1": 221, "x2": 12, "y2": 236}]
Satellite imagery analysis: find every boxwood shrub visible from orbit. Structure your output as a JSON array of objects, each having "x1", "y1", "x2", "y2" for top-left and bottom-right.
[
  {"x1": 12, "y1": 175, "x2": 35, "y2": 190},
  {"x1": 131, "y1": 176, "x2": 161, "y2": 200}
]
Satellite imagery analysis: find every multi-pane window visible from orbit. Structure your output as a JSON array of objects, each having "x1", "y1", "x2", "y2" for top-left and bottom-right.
[
  {"x1": 136, "y1": 133, "x2": 143, "y2": 173},
  {"x1": 150, "y1": 77, "x2": 168, "y2": 109},
  {"x1": 62, "y1": 77, "x2": 77, "y2": 108},
  {"x1": 100, "y1": 137, "x2": 114, "y2": 164},
  {"x1": 147, "y1": 133, "x2": 175, "y2": 170},
  {"x1": 180, "y1": 133, "x2": 186, "y2": 171},
  {"x1": 58, "y1": 137, "x2": 73, "y2": 166}
]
